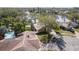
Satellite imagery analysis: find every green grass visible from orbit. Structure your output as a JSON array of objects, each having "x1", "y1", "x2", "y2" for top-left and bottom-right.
[
  {"x1": 60, "y1": 30, "x2": 75, "y2": 36},
  {"x1": 25, "y1": 25, "x2": 31, "y2": 31},
  {"x1": 75, "y1": 28, "x2": 79, "y2": 32},
  {"x1": 25, "y1": 27, "x2": 31, "y2": 31},
  {"x1": 37, "y1": 32, "x2": 48, "y2": 43}
]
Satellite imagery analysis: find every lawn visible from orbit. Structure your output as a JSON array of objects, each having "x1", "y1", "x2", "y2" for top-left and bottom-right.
[
  {"x1": 37, "y1": 32, "x2": 48, "y2": 43},
  {"x1": 75, "y1": 28, "x2": 79, "y2": 32},
  {"x1": 60, "y1": 30, "x2": 75, "y2": 37},
  {"x1": 25, "y1": 25, "x2": 31, "y2": 31}
]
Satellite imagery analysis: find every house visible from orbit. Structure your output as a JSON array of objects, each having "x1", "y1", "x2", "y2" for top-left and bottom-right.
[
  {"x1": 0, "y1": 31, "x2": 42, "y2": 51},
  {"x1": 69, "y1": 17, "x2": 79, "y2": 28},
  {"x1": 31, "y1": 22, "x2": 45, "y2": 33},
  {"x1": 56, "y1": 15, "x2": 70, "y2": 29},
  {"x1": 31, "y1": 18, "x2": 45, "y2": 33},
  {"x1": 69, "y1": 22, "x2": 79, "y2": 28},
  {"x1": 56, "y1": 15, "x2": 70, "y2": 24}
]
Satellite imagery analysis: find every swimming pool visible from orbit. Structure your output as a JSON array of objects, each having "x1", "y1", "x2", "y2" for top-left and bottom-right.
[{"x1": 4, "y1": 31, "x2": 15, "y2": 39}]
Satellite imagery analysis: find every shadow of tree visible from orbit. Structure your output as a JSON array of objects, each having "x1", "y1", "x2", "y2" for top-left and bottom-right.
[{"x1": 51, "y1": 37, "x2": 66, "y2": 51}]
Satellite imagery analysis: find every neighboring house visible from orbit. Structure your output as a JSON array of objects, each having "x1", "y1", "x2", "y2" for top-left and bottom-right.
[
  {"x1": 56, "y1": 15, "x2": 70, "y2": 24},
  {"x1": 56, "y1": 15, "x2": 70, "y2": 28},
  {"x1": 31, "y1": 19, "x2": 45, "y2": 33},
  {"x1": 69, "y1": 22, "x2": 79, "y2": 28},
  {"x1": 69, "y1": 18, "x2": 79, "y2": 28},
  {"x1": 31, "y1": 22, "x2": 45, "y2": 33}
]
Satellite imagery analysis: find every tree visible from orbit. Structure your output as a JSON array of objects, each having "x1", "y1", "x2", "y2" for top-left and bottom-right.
[
  {"x1": 0, "y1": 16, "x2": 27, "y2": 36},
  {"x1": 0, "y1": 8, "x2": 27, "y2": 36},
  {"x1": 0, "y1": 8, "x2": 23, "y2": 18},
  {"x1": 66, "y1": 9, "x2": 79, "y2": 20},
  {"x1": 38, "y1": 14, "x2": 60, "y2": 32}
]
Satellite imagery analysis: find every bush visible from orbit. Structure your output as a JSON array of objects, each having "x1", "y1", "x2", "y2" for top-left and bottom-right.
[{"x1": 0, "y1": 16, "x2": 28, "y2": 36}]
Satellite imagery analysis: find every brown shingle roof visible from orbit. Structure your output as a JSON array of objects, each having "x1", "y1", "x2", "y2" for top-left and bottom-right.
[
  {"x1": 0, "y1": 39, "x2": 21, "y2": 51},
  {"x1": 0, "y1": 31, "x2": 42, "y2": 51}
]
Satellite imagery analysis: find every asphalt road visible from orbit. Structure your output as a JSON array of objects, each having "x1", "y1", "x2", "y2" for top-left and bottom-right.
[
  {"x1": 39, "y1": 36, "x2": 79, "y2": 51},
  {"x1": 63, "y1": 36, "x2": 79, "y2": 51}
]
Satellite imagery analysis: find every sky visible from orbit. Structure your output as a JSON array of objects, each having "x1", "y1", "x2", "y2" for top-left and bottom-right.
[{"x1": 0, "y1": 0, "x2": 79, "y2": 7}]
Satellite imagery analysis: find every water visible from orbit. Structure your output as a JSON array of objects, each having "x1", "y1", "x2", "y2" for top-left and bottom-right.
[{"x1": 4, "y1": 31, "x2": 15, "y2": 39}]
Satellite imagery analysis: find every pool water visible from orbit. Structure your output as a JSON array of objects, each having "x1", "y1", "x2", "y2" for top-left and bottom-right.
[{"x1": 4, "y1": 31, "x2": 15, "y2": 39}]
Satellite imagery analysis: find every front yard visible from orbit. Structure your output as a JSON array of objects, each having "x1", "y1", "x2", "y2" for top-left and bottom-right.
[
  {"x1": 37, "y1": 32, "x2": 48, "y2": 43},
  {"x1": 75, "y1": 28, "x2": 79, "y2": 32},
  {"x1": 60, "y1": 30, "x2": 75, "y2": 36}
]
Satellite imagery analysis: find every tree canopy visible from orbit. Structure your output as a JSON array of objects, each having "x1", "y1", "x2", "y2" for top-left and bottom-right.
[
  {"x1": 66, "y1": 9, "x2": 79, "y2": 20},
  {"x1": 0, "y1": 8, "x2": 27, "y2": 35},
  {"x1": 0, "y1": 8, "x2": 23, "y2": 18},
  {"x1": 38, "y1": 14, "x2": 60, "y2": 32}
]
